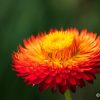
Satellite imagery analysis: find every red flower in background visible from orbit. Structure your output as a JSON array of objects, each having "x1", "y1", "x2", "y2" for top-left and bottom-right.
[{"x1": 12, "y1": 28, "x2": 100, "y2": 94}]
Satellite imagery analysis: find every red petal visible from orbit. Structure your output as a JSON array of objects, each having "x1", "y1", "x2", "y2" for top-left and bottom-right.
[
  {"x1": 89, "y1": 69, "x2": 100, "y2": 74},
  {"x1": 33, "y1": 78, "x2": 44, "y2": 84},
  {"x1": 82, "y1": 72, "x2": 96, "y2": 80},
  {"x1": 50, "y1": 70, "x2": 57, "y2": 76},
  {"x1": 77, "y1": 79, "x2": 85, "y2": 88},
  {"x1": 45, "y1": 76, "x2": 52, "y2": 84},
  {"x1": 75, "y1": 74, "x2": 81, "y2": 79},
  {"x1": 24, "y1": 74, "x2": 37, "y2": 81},
  {"x1": 40, "y1": 73, "x2": 48, "y2": 78},
  {"x1": 61, "y1": 79, "x2": 67, "y2": 86},
  {"x1": 59, "y1": 85, "x2": 67, "y2": 94},
  {"x1": 39, "y1": 82, "x2": 49, "y2": 92},
  {"x1": 69, "y1": 77, "x2": 76, "y2": 85},
  {"x1": 55, "y1": 75, "x2": 62, "y2": 84}
]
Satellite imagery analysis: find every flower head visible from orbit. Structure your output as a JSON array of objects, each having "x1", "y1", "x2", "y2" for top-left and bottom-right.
[{"x1": 12, "y1": 28, "x2": 100, "y2": 94}]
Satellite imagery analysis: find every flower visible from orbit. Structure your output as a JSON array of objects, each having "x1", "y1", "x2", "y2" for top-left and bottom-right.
[{"x1": 12, "y1": 28, "x2": 100, "y2": 94}]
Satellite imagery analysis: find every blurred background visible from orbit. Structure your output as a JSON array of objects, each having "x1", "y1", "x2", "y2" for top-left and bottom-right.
[{"x1": 0, "y1": 0, "x2": 100, "y2": 100}]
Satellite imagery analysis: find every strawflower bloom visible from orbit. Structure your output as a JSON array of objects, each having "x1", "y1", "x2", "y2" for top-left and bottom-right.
[{"x1": 12, "y1": 28, "x2": 100, "y2": 94}]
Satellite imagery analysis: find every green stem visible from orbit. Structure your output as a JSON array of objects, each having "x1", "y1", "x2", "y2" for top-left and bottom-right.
[{"x1": 64, "y1": 90, "x2": 72, "y2": 100}]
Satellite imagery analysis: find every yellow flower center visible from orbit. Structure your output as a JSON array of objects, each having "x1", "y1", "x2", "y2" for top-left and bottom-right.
[{"x1": 41, "y1": 31, "x2": 74, "y2": 52}]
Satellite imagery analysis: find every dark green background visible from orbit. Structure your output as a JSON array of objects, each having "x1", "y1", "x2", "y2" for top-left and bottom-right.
[{"x1": 0, "y1": 0, "x2": 100, "y2": 100}]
